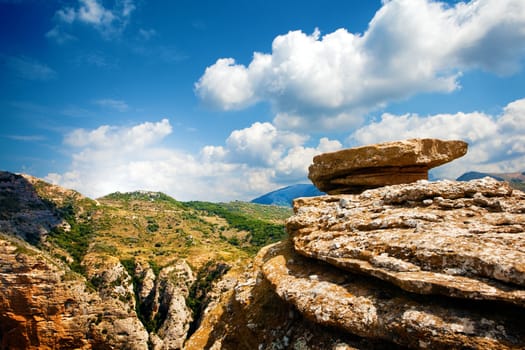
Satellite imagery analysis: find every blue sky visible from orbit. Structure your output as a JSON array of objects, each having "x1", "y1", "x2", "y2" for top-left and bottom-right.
[{"x1": 1, "y1": 0, "x2": 525, "y2": 201}]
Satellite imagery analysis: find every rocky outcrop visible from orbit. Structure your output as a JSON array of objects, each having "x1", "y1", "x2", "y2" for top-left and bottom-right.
[
  {"x1": 186, "y1": 140, "x2": 524, "y2": 349},
  {"x1": 126, "y1": 259, "x2": 196, "y2": 350},
  {"x1": 255, "y1": 177, "x2": 525, "y2": 349},
  {"x1": 0, "y1": 234, "x2": 149, "y2": 350},
  {"x1": 0, "y1": 171, "x2": 64, "y2": 244},
  {"x1": 308, "y1": 139, "x2": 468, "y2": 194},
  {"x1": 290, "y1": 178, "x2": 525, "y2": 306},
  {"x1": 262, "y1": 240, "x2": 524, "y2": 349},
  {"x1": 150, "y1": 261, "x2": 195, "y2": 350},
  {"x1": 202, "y1": 138, "x2": 522, "y2": 349},
  {"x1": 185, "y1": 257, "x2": 401, "y2": 350},
  {"x1": 82, "y1": 253, "x2": 137, "y2": 313}
]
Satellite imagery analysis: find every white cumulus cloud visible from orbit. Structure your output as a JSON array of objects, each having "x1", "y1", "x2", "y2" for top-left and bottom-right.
[
  {"x1": 348, "y1": 97, "x2": 525, "y2": 179},
  {"x1": 47, "y1": 0, "x2": 136, "y2": 41},
  {"x1": 46, "y1": 119, "x2": 341, "y2": 201},
  {"x1": 195, "y1": 0, "x2": 525, "y2": 131}
]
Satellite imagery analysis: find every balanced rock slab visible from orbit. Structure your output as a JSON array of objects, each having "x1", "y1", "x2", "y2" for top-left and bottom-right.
[
  {"x1": 261, "y1": 240, "x2": 524, "y2": 349},
  {"x1": 288, "y1": 177, "x2": 525, "y2": 306},
  {"x1": 308, "y1": 138, "x2": 468, "y2": 194}
]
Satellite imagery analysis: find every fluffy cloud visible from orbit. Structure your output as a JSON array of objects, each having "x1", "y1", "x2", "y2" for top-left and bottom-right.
[
  {"x1": 47, "y1": 0, "x2": 135, "y2": 41},
  {"x1": 348, "y1": 97, "x2": 525, "y2": 179},
  {"x1": 195, "y1": 0, "x2": 525, "y2": 131},
  {"x1": 46, "y1": 120, "x2": 341, "y2": 201}
]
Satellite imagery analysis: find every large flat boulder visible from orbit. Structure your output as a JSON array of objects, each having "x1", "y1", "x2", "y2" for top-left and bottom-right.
[
  {"x1": 288, "y1": 177, "x2": 525, "y2": 306},
  {"x1": 308, "y1": 139, "x2": 468, "y2": 194}
]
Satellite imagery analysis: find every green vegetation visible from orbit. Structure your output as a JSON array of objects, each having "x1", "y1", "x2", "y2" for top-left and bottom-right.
[
  {"x1": 184, "y1": 201, "x2": 288, "y2": 253},
  {"x1": 146, "y1": 217, "x2": 159, "y2": 232},
  {"x1": 102, "y1": 191, "x2": 184, "y2": 208},
  {"x1": 186, "y1": 260, "x2": 230, "y2": 336},
  {"x1": 220, "y1": 201, "x2": 292, "y2": 222},
  {"x1": 48, "y1": 221, "x2": 93, "y2": 273},
  {"x1": 46, "y1": 197, "x2": 97, "y2": 273}
]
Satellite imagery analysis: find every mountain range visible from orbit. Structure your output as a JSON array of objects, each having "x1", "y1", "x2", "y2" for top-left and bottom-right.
[{"x1": 251, "y1": 183, "x2": 323, "y2": 207}]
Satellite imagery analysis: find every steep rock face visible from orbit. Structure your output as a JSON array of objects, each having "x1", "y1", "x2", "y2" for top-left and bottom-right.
[
  {"x1": 308, "y1": 139, "x2": 467, "y2": 194},
  {"x1": 0, "y1": 172, "x2": 64, "y2": 244},
  {"x1": 82, "y1": 253, "x2": 137, "y2": 312},
  {"x1": 150, "y1": 261, "x2": 195, "y2": 350},
  {"x1": 135, "y1": 260, "x2": 156, "y2": 303},
  {"x1": 0, "y1": 235, "x2": 149, "y2": 350},
  {"x1": 129, "y1": 259, "x2": 196, "y2": 350},
  {"x1": 289, "y1": 178, "x2": 525, "y2": 306}
]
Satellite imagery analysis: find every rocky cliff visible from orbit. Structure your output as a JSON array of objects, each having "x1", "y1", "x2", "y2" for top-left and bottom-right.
[
  {"x1": 0, "y1": 234, "x2": 149, "y2": 350},
  {"x1": 187, "y1": 177, "x2": 525, "y2": 349}
]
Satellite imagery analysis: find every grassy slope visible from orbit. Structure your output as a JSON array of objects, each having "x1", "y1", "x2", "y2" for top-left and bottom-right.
[
  {"x1": 87, "y1": 191, "x2": 291, "y2": 271},
  {"x1": 21, "y1": 177, "x2": 292, "y2": 274}
]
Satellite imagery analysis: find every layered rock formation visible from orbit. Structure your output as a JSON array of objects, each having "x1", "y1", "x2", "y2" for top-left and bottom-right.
[
  {"x1": 277, "y1": 177, "x2": 525, "y2": 348},
  {"x1": 262, "y1": 240, "x2": 524, "y2": 349},
  {"x1": 0, "y1": 234, "x2": 149, "y2": 350},
  {"x1": 308, "y1": 139, "x2": 467, "y2": 194},
  {"x1": 148, "y1": 261, "x2": 195, "y2": 350},
  {"x1": 290, "y1": 178, "x2": 525, "y2": 307}
]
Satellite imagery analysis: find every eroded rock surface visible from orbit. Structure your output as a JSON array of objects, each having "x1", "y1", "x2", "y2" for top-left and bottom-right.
[
  {"x1": 185, "y1": 252, "x2": 402, "y2": 350},
  {"x1": 289, "y1": 177, "x2": 525, "y2": 306},
  {"x1": 261, "y1": 240, "x2": 524, "y2": 349},
  {"x1": 0, "y1": 235, "x2": 149, "y2": 350},
  {"x1": 151, "y1": 261, "x2": 195, "y2": 350},
  {"x1": 308, "y1": 139, "x2": 468, "y2": 194}
]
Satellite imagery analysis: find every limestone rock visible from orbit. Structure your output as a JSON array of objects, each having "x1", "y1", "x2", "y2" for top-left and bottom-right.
[
  {"x1": 135, "y1": 260, "x2": 156, "y2": 303},
  {"x1": 261, "y1": 240, "x2": 524, "y2": 349},
  {"x1": 288, "y1": 177, "x2": 525, "y2": 306},
  {"x1": 82, "y1": 253, "x2": 137, "y2": 312},
  {"x1": 152, "y1": 261, "x2": 195, "y2": 350},
  {"x1": 308, "y1": 139, "x2": 468, "y2": 194},
  {"x1": 185, "y1": 252, "x2": 402, "y2": 350},
  {"x1": 0, "y1": 234, "x2": 149, "y2": 350}
]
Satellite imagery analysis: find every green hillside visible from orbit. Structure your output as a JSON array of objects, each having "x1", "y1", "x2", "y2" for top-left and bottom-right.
[{"x1": 22, "y1": 179, "x2": 292, "y2": 274}]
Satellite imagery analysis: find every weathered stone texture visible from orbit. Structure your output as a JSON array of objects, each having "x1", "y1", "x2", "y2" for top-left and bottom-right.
[
  {"x1": 261, "y1": 240, "x2": 524, "y2": 350},
  {"x1": 151, "y1": 261, "x2": 195, "y2": 350},
  {"x1": 289, "y1": 177, "x2": 525, "y2": 306},
  {"x1": 260, "y1": 176, "x2": 525, "y2": 349},
  {"x1": 0, "y1": 235, "x2": 149, "y2": 350},
  {"x1": 308, "y1": 139, "x2": 468, "y2": 194}
]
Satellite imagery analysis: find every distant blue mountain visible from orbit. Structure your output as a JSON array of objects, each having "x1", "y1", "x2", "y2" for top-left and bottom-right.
[
  {"x1": 251, "y1": 184, "x2": 324, "y2": 207},
  {"x1": 456, "y1": 171, "x2": 504, "y2": 182}
]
